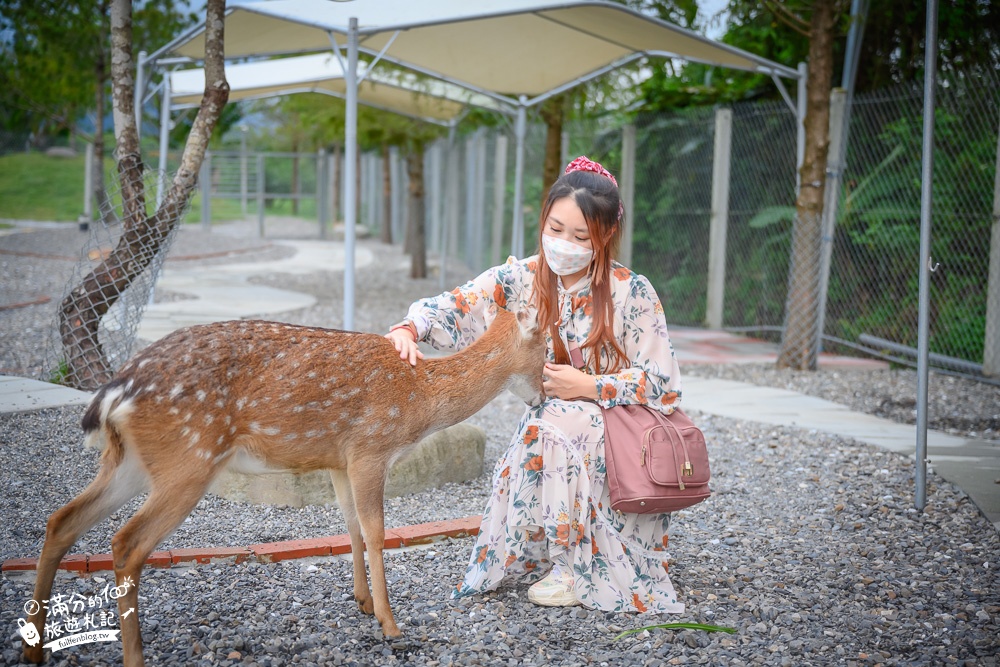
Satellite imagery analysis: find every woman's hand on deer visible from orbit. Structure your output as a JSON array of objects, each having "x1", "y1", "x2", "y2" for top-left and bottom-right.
[
  {"x1": 542, "y1": 362, "x2": 598, "y2": 401},
  {"x1": 386, "y1": 328, "x2": 424, "y2": 366}
]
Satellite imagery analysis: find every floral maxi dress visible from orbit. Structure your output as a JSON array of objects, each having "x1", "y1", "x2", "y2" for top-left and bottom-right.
[{"x1": 404, "y1": 256, "x2": 685, "y2": 614}]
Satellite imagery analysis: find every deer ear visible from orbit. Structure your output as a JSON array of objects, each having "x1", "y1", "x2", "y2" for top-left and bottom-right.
[{"x1": 515, "y1": 308, "x2": 538, "y2": 334}]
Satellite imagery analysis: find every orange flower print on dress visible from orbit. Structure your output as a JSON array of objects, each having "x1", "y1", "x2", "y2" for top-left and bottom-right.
[
  {"x1": 524, "y1": 455, "x2": 543, "y2": 471},
  {"x1": 632, "y1": 593, "x2": 648, "y2": 612},
  {"x1": 653, "y1": 299, "x2": 664, "y2": 316},
  {"x1": 500, "y1": 466, "x2": 510, "y2": 479},
  {"x1": 600, "y1": 383, "x2": 617, "y2": 401},
  {"x1": 614, "y1": 267, "x2": 631, "y2": 281},
  {"x1": 556, "y1": 524, "x2": 570, "y2": 547},
  {"x1": 505, "y1": 553, "x2": 517, "y2": 568},
  {"x1": 523, "y1": 425, "x2": 540, "y2": 445},
  {"x1": 572, "y1": 294, "x2": 592, "y2": 316},
  {"x1": 592, "y1": 540, "x2": 600, "y2": 556},
  {"x1": 527, "y1": 260, "x2": 537, "y2": 273},
  {"x1": 661, "y1": 391, "x2": 678, "y2": 405},
  {"x1": 476, "y1": 546, "x2": 488, "y2": 564},
  {"x1": 493, "y1": 283, "x2": 507, "y2": 308},
  {"x1": 525, "y1": 560, "x2": 538, "y2": 571},
  {"x1": 636, "y1": 374, "x2": 648, "y2": 404},
  {"x1": 661, "y1": 535, "x2": 669, "y2": 548},
  {"x1": 452, "y1": 289, "x2": 471, "y2": 315}
]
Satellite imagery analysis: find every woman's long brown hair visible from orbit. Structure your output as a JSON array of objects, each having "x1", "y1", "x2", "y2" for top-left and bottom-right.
[{"x1": 532, "y1": 169, "x2": 628, "y2": 374}]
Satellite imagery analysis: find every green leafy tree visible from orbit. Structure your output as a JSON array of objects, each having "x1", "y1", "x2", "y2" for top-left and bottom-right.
[
  {"x1": 0, "y1": 0, "x2": 197, "y2": 219},
  {"x1": 55, "y1": 0, "x2": 228, "y2": 390}
]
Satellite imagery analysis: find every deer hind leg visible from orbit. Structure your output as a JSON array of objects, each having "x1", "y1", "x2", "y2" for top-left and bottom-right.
[
  {"x1": 329, "y1": 468, "x2": 373, "y2": 615},
  {"x1": 110, "y1": 469, "x2": 218, "y2": 667},
  {"x1": 347, "y1": 460, "x2": 401, "y2": 638},
  {"x1": 24, "y1": 452, "x2": 147, "y2": 664}
]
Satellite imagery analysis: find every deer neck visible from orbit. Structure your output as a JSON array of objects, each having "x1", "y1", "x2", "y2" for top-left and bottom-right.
[{"x1": 423, "y1": 332, "x2": 517, "y2": 428}]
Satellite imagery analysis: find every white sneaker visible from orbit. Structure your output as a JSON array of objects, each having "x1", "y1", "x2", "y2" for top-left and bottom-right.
[{"x1": 527, "y1": 567, "x2": 579, "y2": 607}]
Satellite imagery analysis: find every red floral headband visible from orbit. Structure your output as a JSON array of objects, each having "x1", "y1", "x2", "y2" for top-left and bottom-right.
[{"x1": 564, "y1": 155, "x2": 623, "y2": 221}]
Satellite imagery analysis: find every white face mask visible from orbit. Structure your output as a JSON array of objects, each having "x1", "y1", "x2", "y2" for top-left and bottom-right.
[{"x1": 542, "y1": 234, "x2": 594, "y2": 277}]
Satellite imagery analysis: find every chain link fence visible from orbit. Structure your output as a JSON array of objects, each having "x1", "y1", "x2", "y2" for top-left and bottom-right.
[
  {"x1": 424, "y1": 70, "x2": 997, "y2": 379},
  {"x1": 42, "y1": 166, "x2": 184, "y2": 388},
  {"x1": 827, "y1": 69, "x2": 999, "y2": 375}
]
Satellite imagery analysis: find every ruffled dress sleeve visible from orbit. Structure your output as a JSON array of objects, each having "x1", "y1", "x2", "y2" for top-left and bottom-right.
[
  {"x1": 593, "y1": 268, "x2": 682, "y2": 414},
  {"x1": 404, "y1": 256, "x2": 536, "y2": 352}
]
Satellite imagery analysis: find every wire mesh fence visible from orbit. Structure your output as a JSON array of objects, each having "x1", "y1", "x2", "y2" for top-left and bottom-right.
[
  {"x1": 430, "y1": 69, "x2": 997, "y2": 378},
  {"x1": 827, "y1": 69, "x2": 1000, "y2": 374},
  {"x1": 42, "y1": 165, "x2": 184, "y2": 389}
]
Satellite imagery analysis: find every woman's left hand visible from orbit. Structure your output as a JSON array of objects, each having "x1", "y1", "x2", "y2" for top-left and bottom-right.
[{"x1": 542, "y1": 362, "x2": 598, "y2": 401}]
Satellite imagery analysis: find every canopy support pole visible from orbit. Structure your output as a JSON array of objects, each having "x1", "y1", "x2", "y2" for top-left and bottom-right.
[
  {"x1": 344, "y1": 17, "x2": 359, "y2": 331},
  {"x1": 511, "y1": 97, "x2": 528, "y2": 259},
  {"x1": 915, "y1": 0, "x2": 939, "y2": 511}
]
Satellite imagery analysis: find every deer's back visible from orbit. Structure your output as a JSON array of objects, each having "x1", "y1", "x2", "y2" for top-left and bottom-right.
[{"x1": 108, "y1": 320, "x2": 431, "y2": 471}]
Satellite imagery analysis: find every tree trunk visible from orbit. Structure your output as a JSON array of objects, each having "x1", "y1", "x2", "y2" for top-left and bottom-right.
[
  {"x1": 539, "y1": 93, "x2": 565, "y2": 203},
  {"x1": 776, "y1": 0, "x2": 837, "y2": 371},
  {"x1": 407, "y1": 148, "x2": 426, "y2": 279},
  {"x1": 381, "y1": 144, "x2": 392, "y2": 243},
  {"x1": 58, "y1": 0, "x2": 229, "y2": 390}
]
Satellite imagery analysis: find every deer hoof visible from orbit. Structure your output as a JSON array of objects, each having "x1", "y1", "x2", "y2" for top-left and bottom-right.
[
  {"x1": 381, "y1": 622, "x2": 402, "y2": 638},
  {"x1": 356, "y1": 596, "x2": 374, "y2": 615}
]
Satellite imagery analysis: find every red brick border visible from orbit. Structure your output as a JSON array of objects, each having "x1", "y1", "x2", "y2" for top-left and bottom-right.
[{"x1": 1, "y1": 516, "x2": 483, "y2": 574}]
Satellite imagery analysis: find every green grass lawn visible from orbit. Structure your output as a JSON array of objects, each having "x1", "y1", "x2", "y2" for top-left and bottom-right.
[
  {"x1": 0, "y1": 152, "x2": 320, "y2": 224},
  {"x1": 0, "y1": 153, "x2": 90, "y2": 222}
]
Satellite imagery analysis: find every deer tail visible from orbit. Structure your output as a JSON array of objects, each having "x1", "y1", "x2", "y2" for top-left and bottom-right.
[{"x1": 81, "y1": 379, "x2": 132, "y2": 466}]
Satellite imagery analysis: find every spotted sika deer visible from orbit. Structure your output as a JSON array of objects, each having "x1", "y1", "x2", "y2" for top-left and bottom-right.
[{"x1": 23, "y1": 308, "x2": 546, "y2": 666}]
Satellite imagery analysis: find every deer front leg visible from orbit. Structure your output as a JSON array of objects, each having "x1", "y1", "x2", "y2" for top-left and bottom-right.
[
  {"x1": 330, "y1": 469, "x2": 373, "y2": 615},
  {"x1": 348, "y1": 462, "x2": 401, "y2": 638}
]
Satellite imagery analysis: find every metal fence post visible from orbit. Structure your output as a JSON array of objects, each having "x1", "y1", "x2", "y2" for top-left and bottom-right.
[
  {"x1": 492, "y1": 134, "x2": 509, "y2": 266},
  {"x1": 464, "y1": 134, "x2": 477, "y2": 266},
  {"x1": 240, "y1": 127, "x2": 249, "y2": 217},
  {"x1": 475, "y1": 130, "x2": 488, "y2": 270},
  {"x1": 256, "y1": 153, "x2": 265, "y2": 238},
  {"x1": 796, "y1": 61, "x2": 808, "y2": 192},
  {"x1": 915, "y1": 0, "x2": 940, "y2": 512},
  {"x1": 815, "y1": 89, "x2": 847, "y2": 349},
  {"x1": 317, "y1": 148, "x2": 328, "y2": 239},
  {"x1": 511, "y1": 99, "x2": 528, "y2": 259},
  {"x1": 984, "y1": 110, "x2": 1000, "y2": 377},
  {"x1": 157, "y1": 73, "x2": 171, "y2": 208},
  {"x1": 619, "y1": 124, "x2": 637, "y2": 268},
  {"x1": 706, "y1": 109, "x2": 733, "y2": 329},
  {"x1": 79, "y1": 142, "x2": 94, "y2": 231},
  {"x1": 389, "y1": 146, "x2": 402, "y2": 245},
  {"x1": 200, "y1": 151, "x2": 211, "y2": 231}
]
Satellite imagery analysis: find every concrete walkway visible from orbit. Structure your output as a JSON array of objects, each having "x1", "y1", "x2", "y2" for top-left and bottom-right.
[{"x1": 2, "y1": 239, "x2": 997, "y2": 532}]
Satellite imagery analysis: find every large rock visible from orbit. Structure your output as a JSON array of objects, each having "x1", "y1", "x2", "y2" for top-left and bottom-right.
[{"x1": 210, "y1": 422, "x2": 486, "y2": 507}]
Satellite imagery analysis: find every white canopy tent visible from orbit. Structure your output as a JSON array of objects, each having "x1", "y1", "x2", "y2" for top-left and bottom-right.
[
  {"x1": 167, "y1": 52, "x2": 505, "y2": 122},
  {"x1": 148, "y1": 0, "x2": 802, "y2": 330}
]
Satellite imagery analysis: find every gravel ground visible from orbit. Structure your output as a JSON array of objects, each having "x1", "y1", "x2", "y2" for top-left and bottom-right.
[{"x1": 2, "y1": 221, "x2": 998, "y2": 666}]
